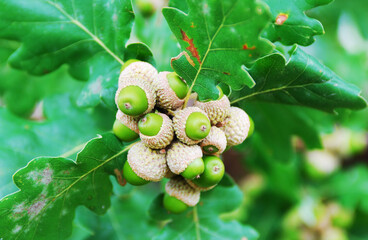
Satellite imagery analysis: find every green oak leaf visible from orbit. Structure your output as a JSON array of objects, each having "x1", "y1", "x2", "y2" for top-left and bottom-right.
[
  {"x1": 262, "y1": 0, "x2": 333, "y2": 46},
  {"x1": 149, "y1": 175, "x2": 259, "y2": 240},
  {"x1": 0, "y1": 133, "x2": 133, "y2": 240},
  {"x1": 231, "y1": 46, "x2": 367, "y2": 112},
  {"x1": 163, "y1": 0, "x2": 274, "y2": 100}
]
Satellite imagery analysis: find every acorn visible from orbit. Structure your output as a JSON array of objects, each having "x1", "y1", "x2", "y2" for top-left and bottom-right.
[
  {"x1": 113, "y1": 110, "x2": 139, "y2": 142},
  {"x1": 166, "y1": 141, "x2": 204, "y2": 179},
  {"x1": 188, "y1": 156, "x2": 225, "y2": 190},
  {"x1": 173, "y1": 107, "x2": 211, "y2": 145},
  {"x1": 154, "y1": 72, "x2": 189, "y2": 110},
  {"x1": 138, "y1": 112, "x2": 174, "y2": 149},
  {"x1": 200, "y1": 126, "x2": 227, "y2": 155},
  {"x1": 163, "y1": 176, "x2": 200, "y2": 214},
  {"x1": 119, "y1": 61, "x2": 158, "y2": 87},
  {"x1": 124, "y1": 142, "x2": 168, "y2": 185},
  {"x1": 220, "y1": 107, "x2": 251, "y2": 147},
  {"x1": 115, "y1": 78, "x2": 156, "y2": 117},
  {"x1": 194, "y1": 87, "x2": 230, "y2": 125}
]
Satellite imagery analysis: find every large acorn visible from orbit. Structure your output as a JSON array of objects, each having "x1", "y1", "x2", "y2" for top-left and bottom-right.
[
  {"x1": 115, "y1": 77, "x2": 156, "y2": 117},
  {"x1": 154, "y1": 72, "x2": 189, "y2": 110},
  {"x1": 119, "y1": 60, "x2": 158, "y2": 87},
  {"x1": 138, "y1": 112, "x2": 174, "y2": 149},
  {"x1": 200, "y1": 126, "x2": 227, "y2": 155},
  {"x1": 220, "y1": 107, "x2": 251, "y2": 147},
  {"x1": 173, "y1": 107, "x2": 211, "y2": 145},
  {"x1": 194, "y1": 88, "x2": 230, "y2": 125},
  {"x1": 113, "y1": 110, "x2": 140, "y2": 142},
  {"x1": 166, "y1": 141, "x2": 204, "y2": 179},
  {"x1": 124, "y1": 142, "x2": 168, "y2": 185},
  {"x1": 163, "y1": 176, "x2": 200, "y2": 214}
]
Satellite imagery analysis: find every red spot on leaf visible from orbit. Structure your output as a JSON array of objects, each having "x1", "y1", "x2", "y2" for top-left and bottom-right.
[
  {"x1": 242, "y1": 44, "x2": 256, "y2": 50},
  {"x1": 190, "y1": 22, "x2": 195, "y2": 28},
  {"x1": 223, "y1": 72, "x2": 230, "y2": 75},
  {"x1": 114, "y1": 168, "x2": 126, "y2": 187},
  {"x1": 275, "y1": 13, "x2": 288, "y2": 25},
  {"x1": 180, "y1": 29, "x2": 201, "y2": 64}
]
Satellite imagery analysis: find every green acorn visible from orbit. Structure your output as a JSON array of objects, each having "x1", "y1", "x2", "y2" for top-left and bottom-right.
[
  {"x1": 125, "y1": 142, "x2": 168, "y2": 185},
  {"x1": 115, "y1": 78, "x2": 156, "y2": 117},
  {"x1": 119, "y1": 61, "x2": 158, "y2": 87},
  {"x1": 154, "y1": 72, "x2": 189, "y2": 110},
  {"x1": 200, "y1": 126, "x2": 227, "y2": 155},
  {"x1": 220, "y1": 107, "x2": 251, "y2": 147},
  {"x1": 163, "y1": 176, "x2": 200, "y2": 214},
  {"x1": 173, "y1": 107, "x2": 211, "y2": 145},
  {"x1": 166, "y1": 141, "x2": 204, "y2": 179},
  {"x1": 113, "y1": 110, "x2": 140, "y2": 142},
  {"x1": 194, "y1": 89, "x2": 230, "y2": 125},
  {"x1": 138, "y1": 112, "x2": 174, "y2": 149}
]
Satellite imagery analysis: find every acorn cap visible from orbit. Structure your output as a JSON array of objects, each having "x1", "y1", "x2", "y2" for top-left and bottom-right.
[
  {"x1": 173, "y1": 107, "x2": 210, "y2": 145},
  {"x1": 194, "y1": 95, "x2": 230, "y2": 125},
  {"x1": 127, "y1": 142, "x2": 168, "y2": 181},
  {"x1": 116, "y1": 110, "x2": 139, "y2": 134},
  {"x1": 119, "y1": 61, "x2": 158, "y2": 87},
  {"x1": 115, "y1": 78, "x2": 156, "y2": 116},
  {"x1": 154, "y1": 72, "x2": 185, "y2": 110},
  {"x1": 185, "y1": 179, "x2": 216, "y2": 192},
  {"x1": 140, "y1": 113, "x2": 174, "y2": 149},
  {"x1": 200, "y1": 126, "x2": 227, "y2": 155},
  {"x1": 220, "y1": 107, "x2": 251, "y2": 147},
  {"x1": 165, "y1": 176, "x2": 200, "y2": 206},
  {"x1": 167, "y1": 141, "x2": 203, "y2": 175}
]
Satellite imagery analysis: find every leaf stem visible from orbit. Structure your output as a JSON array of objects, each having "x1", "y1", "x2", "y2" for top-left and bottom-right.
[{"x1": 193, "y1": 206, "x2": 201, "y2": 240}]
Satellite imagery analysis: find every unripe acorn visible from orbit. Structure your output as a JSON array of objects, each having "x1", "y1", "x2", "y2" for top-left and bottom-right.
[
  {"x1": 115, "y1": 78, "x2": 156, "y2": 117},
  {"x1": 167, "y1": 141, "x2": 204, "y2": 179},
  {"x1": 126, "y1": 142, "x2": 168, "y2": 183},
  {"x1": 138, "y1": 112, "x2": 174, "y2": 149},
  {"x1": 194, "y1": 87, "x2": 230, "y2": 125},
  {"x1": 220, "y1": 107, "x2": 251, "y2": 147},
  {"x1": 164, "y1": 176, "x2": 200, "y2": 214},
  {"x1": 119, "y1": 60, "x2": 158, "y2": 87},
  {"x1": 188, "y1": 156, "x2": 225, "y2": 190},
  {"x1": 113, "y1": 110, "x2": 139, "y2": 142},
  {"x1": 173, "y1": 107, "x2": 211, "y2": 145},
  {"x1": 200, "y1": 126, "x2": 227, "y2": 155},
  {"x1": 154, "y1": 72, "x2": 189, "y2": 110}
]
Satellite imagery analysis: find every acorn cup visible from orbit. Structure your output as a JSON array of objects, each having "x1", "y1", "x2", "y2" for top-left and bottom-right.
[
  {"x1": 113, "y1": 110, "x2": 140, "y2": 142},
  {"x1": 119, "y1": 60, "x2": 158, "y2": 86},
  {"x1": 200, "y1": 126, "x2": 227, "y2": 155},
  {"x1": 138, "y1": 112, "x2": 174, "y2": 149},
  {"x1": 166, "y1": 141, "x2": 204, "y2": 179},
  {"x1": 163, "y1": 176, "x2": 200, "y2": 214},
  {"x1": 220, "y1": 107, "x2": 251, "y2": 147},
  {"x1": 123, "y1": 142, "x2": 168, "y2": 186}
]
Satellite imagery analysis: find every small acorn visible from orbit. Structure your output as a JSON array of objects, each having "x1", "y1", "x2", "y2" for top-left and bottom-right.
[
  {"x1": 119, "y1": 60, "x2": 158, "y2": 87},
  {"x1": 188, "y1": 156, "x2": 225, "y2": 190},
  {"x1": 167, "y1": 141, "x2": 204, "y2": 179},
  {"x1": 200, "y1": 126, "x2": 227, "y2": 155},
  {"x1": 154, "y1": 72, "x2": 189, "y2": 110},
  {"x1": 194, "y1": 87, "x2": 230, "y2": 125},
  {"x1": 163, "y1": 176, "x2": 200, "y2": 214},
  {"x1": 173, "y1": 107, "x2": 211, "y2": 145},
  {"x1": 138, "y1": 112, "x2": 174, "y2": 149},
  {"x1": 115, "y1": 78, "x2": 156, "y2": 117},
  {"x1": 113, "y1": 110, "x2": 140, "y2": 142},
  {"x1": 220, "y1": 107, "x2": 251, "y2": 147},
  {"x1": 124, "y1": 142, "x2": 168, "y2": 185}
]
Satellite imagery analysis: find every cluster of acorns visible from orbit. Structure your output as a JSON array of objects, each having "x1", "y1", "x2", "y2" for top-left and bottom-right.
[{"x1": 113, "y1": 60, "x2": 253, "y2": 214}]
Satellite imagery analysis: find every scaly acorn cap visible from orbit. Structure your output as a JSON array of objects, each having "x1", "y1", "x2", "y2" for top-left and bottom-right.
[
  {"x1": 154, "y1": 72, "x2": 186, "y2": 110},
  {"x1": 165, "y1": 176, "x2": 200, "y2": 207},
  {"x1": 220, "y1": 107, "x2": 251, "y2": 147},
  {"x1": 167, "y1": 141, "x2": 203, "y2": 175},
  {"x1": 194, "y1": 95, "x2": 230, "y2": 125},
  {"x1": 200, "y1": 126, "x2": 227, "y2": 155},
  {"x1": 185, "y1": 179, "x2": 216, "y2": 192},
  {"x1": 119, "y1": 61, "x2": 158, "y2": 87},
  {"x1": 116, "y1": 110, "x2": 139, "y2": 134},
  {"x1": 173, "y1": 107, "x2": 210, "y2": 145},
  {"x1": 115, "y1": 77, "x2": 156, "y2": 116},
  {"x1": 127, "y1": 142, "x2": 168, "y2": 181},
  {"x1": 139, "y1": 113, "x2": 174, "y2": 149}
]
